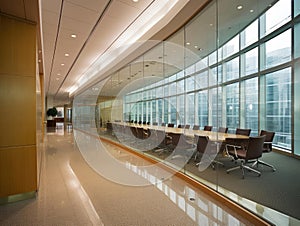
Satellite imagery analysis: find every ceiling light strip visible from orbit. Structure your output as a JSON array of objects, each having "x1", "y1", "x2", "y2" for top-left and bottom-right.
[
  {"x1": 46, "y1": 0, "x2": 65, "y2": 95},
  {"x1": 54, "y1": 0, "x2": 114, "y2": 98}
]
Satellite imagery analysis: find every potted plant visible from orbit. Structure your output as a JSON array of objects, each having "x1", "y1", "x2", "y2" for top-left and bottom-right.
[
  {"x1": 47, "y1": 107, "x2": 58, "y2": 119},
  {"x1": 47, "y1": 107, "x2": 58, "y2": 127}
]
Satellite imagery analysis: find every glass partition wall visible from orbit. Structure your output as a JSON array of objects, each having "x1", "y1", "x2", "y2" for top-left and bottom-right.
[{"x1": 73, "y1": 0, "x2": 300, "y2": 224}]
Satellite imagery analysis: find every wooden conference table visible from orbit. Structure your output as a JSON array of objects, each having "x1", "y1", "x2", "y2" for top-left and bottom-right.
[{"x1": 111, "y1": 122, "x2": 249, "y2": 142}]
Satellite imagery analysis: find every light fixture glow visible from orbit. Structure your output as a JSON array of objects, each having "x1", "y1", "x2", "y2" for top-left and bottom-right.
[
  {"x1": 71, "y1": 34, "x2": 77, "y2": 38},
  {"x1": 61, "y1": 63, "x2": 65, "y2": 66},
  {"x1": 237, "y1": 5, "x2": 243, "y2": 10},
  {"x1": 65, "y1": 53, "x2": 69, "y2": 57},
  {"x1": 186, "y1": 42, "x2": 190, "y2": 45},
  {"x1": 250, "y1": 9, "x2": 254, "y2": 13}
]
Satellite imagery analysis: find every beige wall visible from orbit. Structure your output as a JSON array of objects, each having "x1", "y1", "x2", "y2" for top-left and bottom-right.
[{"x1": 0, "y1": 15, "x2": 38, "y2": 197}]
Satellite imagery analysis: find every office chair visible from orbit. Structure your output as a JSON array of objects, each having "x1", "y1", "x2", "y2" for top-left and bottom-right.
[
  {"x1": 204, "y1": 125, "x2": 213, "y2": 131},
  {"x1": 226, "y1": 135, "x2": 266, "y2": 179},
  {"x1": 194, "y1": 135, "x2": 223, "y2": 170},
  {"x1": 251, "y1": 130, "x2": 276, "y2": 171}
]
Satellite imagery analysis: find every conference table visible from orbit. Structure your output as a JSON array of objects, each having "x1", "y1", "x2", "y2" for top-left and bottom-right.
[{"x1": 110, "y1": 122, "x2": 249, "y2": 142}]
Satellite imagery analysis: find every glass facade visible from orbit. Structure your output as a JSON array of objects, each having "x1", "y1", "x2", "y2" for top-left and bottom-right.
[{"x1": 122, "y1": 0, "x2": 296, "y2": 151}]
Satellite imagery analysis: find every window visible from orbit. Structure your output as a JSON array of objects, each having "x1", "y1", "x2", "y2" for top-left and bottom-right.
[
  {"x1": 260, "y1": 0, "x2": 291, "y2": 37},
  {"x1": 242, "y1": 47, "x2": 258, "y2": 76},
  {"x1": 198, "y1": 90, "x2": 208, "y2": 127},
  {"x1": 222, "y1": 35, "x2": 239, "y2": 59},
  {"x1": 224, "y1": 57, "x2": 239, "y2": 81},
  {"x1": 226, "y1": 83, "x2": 239, "y2": 131},
  {"x1": 261, "y1": 29, "x2": 291, "y2": 70},
  {"x1": 265, "y1": 67, "x2": 292, "y2": 149},
  {"x1": 241, "y1": 19, "x2": 258, "y2": 49},
  {"x1": 243, "y1": 78, "x2": 259, "y2": 135}
]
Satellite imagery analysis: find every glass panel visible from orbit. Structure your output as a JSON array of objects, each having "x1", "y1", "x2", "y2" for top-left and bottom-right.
[
  {"x1": 244, "y1": 78, "x2": 258, "y2": 135},
  {"x1": 186, "y1": 75, "x2": 195, "y2": 92},
  {"x1": 176, "y1": 79, "x2": 184, "y2": 94},
  {"x1": 186, "y1": 93, "x2": 195, "y2": 125},
  {"x1": 261, "y1": 29, "x2": 291, "y2": 70},
  {"x1": 210, "y1": 87, "x2": 222, "y2": 128},
  {"x1": 295, "y1": 0, "x2": 300, "y2": 17},
  {"x1": 195, "y1": 56, "x2": 208, "y2": 71},
  {"x1": 265, "y1": 67, "x2": 292, "y2": 150},
  {"x1": 241, "y1": 19, "x2": 258, "y2": 49},
  {"x1": 222, "y1": 35, "x2": 239, "y2": 59},
  {"x1": 198, "y1": 90, "x2": 208, "y2": 127},
  {"x1": 226, "y1": 83, "x2": 239, "y2": 132},
  {"x1": 195, "y1": 71, "x2": 208, "y2": 90},
  {"x1": 209, "y1": 65, "x2": 222, "y2": 86},
  {"x1": 224, "y1": 57, "x2": 239, "y2": 82},
  {"x1": 170, "y1": 96, "x2": 177, "y2": 124},
  {"x1": 295, "y1": 22, "x2": 300, "y2": 59},
  {"x1": 242, "y1": 47, "x2": 258, "y2": 76},
  {"x1": 260, "y1": 0, "x2": 291, "y2": 38}
]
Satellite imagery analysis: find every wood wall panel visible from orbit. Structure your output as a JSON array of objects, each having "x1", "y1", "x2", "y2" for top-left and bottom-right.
[
  {"x1": 0, "y1": 74, "x2": 36, "y2": 146},
  {"x1": 0, "y1": 146, "x2": 37, "y2": 197},
  {"x1": 0, "y1": 14, "x2": 37, "y2": 197}
]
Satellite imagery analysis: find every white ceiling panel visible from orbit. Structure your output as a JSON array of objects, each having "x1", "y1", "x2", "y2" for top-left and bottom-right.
[{"x1": 67, "y1": 0, "x2": 109, "y2": 13}]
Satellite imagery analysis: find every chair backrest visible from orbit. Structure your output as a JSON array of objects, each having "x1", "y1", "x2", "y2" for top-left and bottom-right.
[
  {"x1": 260, "y1": 130, "x2": 275, "y2": 142},
  {"x1": 168, "y1": 133, "x2": 182, "y2": 146},
  {"x1": 204, "y1": 125, "x2": 213, "y2": 131},
  {"x1": 152, "y1": 122, "x2": 158, "y2": 126},
  {"x1": 245, "y1": 136, "x2": 266, "y2": 160},
  {"x1": 236, "y1": 128, "x2": 251, "y2": 136},
  {"x1": 136, "y1": 127, "x2": 145, "y2": 139},
  {"x1": 168, "y1": 123, "x2": 175, "y2": 128},
  {"x1": 195, "y1": 135, "x2": 209, "y2": 154},
  {"x1": 218, "y1": 127, "x2": 228, "y2": 133},
  {"x1": 177, "y1": 124, "x2": 183, "y2": 128},
  {"x1": 192, "y1": 125, "x2": 200, "y2": 130},
  {"x1": 260, "y1": 130, "x2": 275, "y2": 152},
  {"x1": 161, "y1": 122, "x2": 166, "y2": 126},
  {"x1": 155, "y1": 129, "x2": 167, "y2": 146},
  {"x1": 185, "y1": 124, "x2": 190, "y2": 129}
]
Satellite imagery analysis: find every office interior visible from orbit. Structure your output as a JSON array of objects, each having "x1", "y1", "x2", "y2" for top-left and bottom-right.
[{"x1": 1, "y1": 0, "x2": 300, "y2": 225}]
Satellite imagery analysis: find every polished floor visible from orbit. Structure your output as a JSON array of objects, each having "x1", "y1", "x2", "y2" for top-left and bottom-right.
[{"x1": 0, "y1": 125, "x2": 254, "y2": 226}]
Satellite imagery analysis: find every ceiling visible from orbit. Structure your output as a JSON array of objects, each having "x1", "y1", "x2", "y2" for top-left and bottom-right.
[{"x1": 0, "y1": 0, "x2": 277, "y2": 106}]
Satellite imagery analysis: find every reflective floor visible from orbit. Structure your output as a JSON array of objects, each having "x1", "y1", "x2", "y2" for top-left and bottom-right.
[{"x1": 0, "y1": 125, "x2": 254, "y2": 225}]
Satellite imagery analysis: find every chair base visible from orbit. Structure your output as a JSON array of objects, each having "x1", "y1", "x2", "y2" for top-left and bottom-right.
[
  {"x1": 227, "y1": 163, "x2": 261, "y2": 179},
  {"x1": 251, "y1": 159, "x2": 276, "y2": 172}
]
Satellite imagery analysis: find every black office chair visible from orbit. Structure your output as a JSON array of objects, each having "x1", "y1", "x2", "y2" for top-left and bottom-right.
[
  {"x1": 226, "y1": 135, "x2": 266, "y2": 179},
  {"x1": 194, "y1": 135, "x2": 223, "y2": 170},
  {"x1": 184, "y1": 124, "x2": 190, "y2": 129},
  {"x1": 177, "y1": 124, "x2": 183, "y2": 128},
  {"x1": 251, "y1": 130, "x2": 276, "y2": 171},
  {"x1": 236, "y1": 128, "x2": 251, "y2": 136},
  {"x1": 204, "y1": 125, "x2": 213, "y2": 131},
  {"x1": 167, "y1": 123, "x2": 175, "y2": 128},
  {"x1": 168, "y1": 133, "x2": 195, "y2": 161}
]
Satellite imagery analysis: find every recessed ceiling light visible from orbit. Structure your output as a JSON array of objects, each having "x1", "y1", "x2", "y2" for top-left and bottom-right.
[
  {"x1": 57, "y1": 73, "x2": 61, "y2": 76},
  {"x1": 38, "y1": 59, "x2": 41, "y2": 63},
  {"x1": 194, "y1": 45, "x2": 198, "y2": 49},
  {"x1": 132, "y1": 0, "x2": 138, "y2": 2},
  {"x1": 65, "y1": 53, "x2": 69, "y2": 57},
  {"x1": 61, "y1": 63, "x2": 65, "y2": 66},
  {"x1": 209, "y1": 23, "x2": 213, "y2": 27},
  {"x1": 237, "y1": 5, "x2": 243, "y2": 10},
  {"x1": 186, "y1": 42, "x2": 190, "y2": 45},
  {"x1": 250, "y1": 9, "x2": 254, "y2": 13},
  {"x1": 71, "y1": 34, "x2": 77, "y2": 38}
]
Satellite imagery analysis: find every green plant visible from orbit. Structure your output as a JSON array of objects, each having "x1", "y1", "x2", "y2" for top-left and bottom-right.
[{"x1": 47, "y1": 107, "x2": 58, "y2": 117}]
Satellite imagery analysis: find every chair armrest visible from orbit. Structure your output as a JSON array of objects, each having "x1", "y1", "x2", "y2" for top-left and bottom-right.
[{"x1": 225, "y1": 144, "x2": 242, "y2": 158}]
